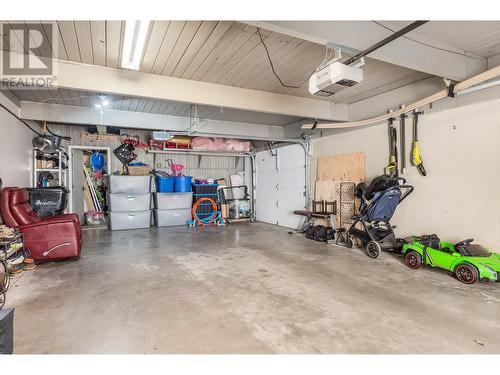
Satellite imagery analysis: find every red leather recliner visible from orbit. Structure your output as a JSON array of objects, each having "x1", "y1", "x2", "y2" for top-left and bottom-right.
[{"x1": 1, "y1": 187, "x2": 82, "y2": 261}]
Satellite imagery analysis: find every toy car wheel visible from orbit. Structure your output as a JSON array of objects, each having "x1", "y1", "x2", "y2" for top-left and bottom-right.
[
  {"x1": 404, "y1": 250, "x2": 422, "y2": 269},
  {"x1": 345, "y1": 238, "x2": 353, "y2": 249},
  {"x1": 455, "y1": 264, "x2": 479, "y2": 284},
  {"x1": 366, "y1": 241, "x2": 381, "y2": 258}
]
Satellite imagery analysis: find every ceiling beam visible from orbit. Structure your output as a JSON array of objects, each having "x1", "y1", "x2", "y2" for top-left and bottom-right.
[
  {"x1": 0, "y1": 51, "x2": 348, "y2": 121},
  {"x1": 19, "y1": 101, "x2": 286, "y2": 139},
  {"x1": 248, "y1": 21, "x2": 487, "y2": 81},
  {"x1": 488, "y1": 53, "x2": 500, "y2": 69}
]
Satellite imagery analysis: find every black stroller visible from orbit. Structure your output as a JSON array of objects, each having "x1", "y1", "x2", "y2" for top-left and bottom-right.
[{"x1": 346, "y1": 175, "x2": 414, "y2": 258}]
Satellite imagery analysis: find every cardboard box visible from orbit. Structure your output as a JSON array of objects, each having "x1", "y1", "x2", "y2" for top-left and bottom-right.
[
  {"x1": 221, "y1": 204, "x2": 228, "y2": 219},
  {"x1": 36, "y1": 159, "x2": 56, "y2": 169}
]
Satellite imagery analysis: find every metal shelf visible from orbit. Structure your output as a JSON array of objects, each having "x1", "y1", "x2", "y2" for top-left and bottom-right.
[
  {"x1": 32, "y1": 149, "x2": 68, "y2": 187},
  {"x1": 148, "y1": 148, "x2": 253, "y2": 169},
  {"x1": 147, "y1": 149, "x2": 253, "y2": 158},
  {"x1": 36, "y1": 169, "x2": 68, "y2": 173}
]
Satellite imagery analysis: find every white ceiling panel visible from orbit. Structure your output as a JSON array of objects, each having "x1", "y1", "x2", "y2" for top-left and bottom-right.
[
  {"x1": 90, "y1": 21, "x2": 106, "y2": 66},
  {"x1": 380, "y1": 21, "x2": 500, "y2": 58},
  {"x1": 160, "y1": 21, "x2": 203, "y2": 76},
  {"x1": 73, "y1": 21, "x2": 94, "y2": 65},
  {"x1": 150, "y1": 21, "x2": 186, "y2": 75},
  {"x1": 105, "y1": 21, "x2": 123, "y2": 68}
]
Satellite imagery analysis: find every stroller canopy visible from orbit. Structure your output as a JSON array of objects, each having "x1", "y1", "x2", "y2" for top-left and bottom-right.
[
  {"x1": 365, "y1": 188, "x2": 401, "y2": 222},
  {"x1": 356, "y1": 174, "x2": 413, "y2": 222},
  {"x1": 356, "y1": 175, "x2": 400, "y2": 201}
]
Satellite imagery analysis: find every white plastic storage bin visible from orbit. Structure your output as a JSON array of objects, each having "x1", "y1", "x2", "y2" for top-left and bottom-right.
[
  {"x1": 108, "y1": 193, "x2": 151, "y2": 211},
  {"x1": 153, "y1": 192, "x2": 193, "y2": 210},
  {"x1": 108, "y1": 210, "x2": 151, "y2": 230},
  {"x1": 108, "y1": 175, "x2": 152, "y2": 194},
  {"x1": 153, "y1": 208, "x2": 191, "y2": 227}
]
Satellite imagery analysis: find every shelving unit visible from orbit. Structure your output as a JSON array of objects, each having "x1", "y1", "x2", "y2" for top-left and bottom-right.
[
  {"x1": 147, "y1": 149, "x2": 252, "y2": 157},
  {"x1": 147, "y1": 148, "x2": 252, "y2": 172},
  {"x1": 32, "y1": 149, "x2": 68, "y2": 187},
  {"x1": 147, "y1": 148, "x2": 257, "y2": 221}
]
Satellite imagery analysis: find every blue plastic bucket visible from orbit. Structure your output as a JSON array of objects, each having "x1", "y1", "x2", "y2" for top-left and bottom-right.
[
  {"x1": 174, "y1": 176, "x2": 192, "y2": 192},
  {"x1": 155, "y1": 176, "x2": 175, "y2": 193}
]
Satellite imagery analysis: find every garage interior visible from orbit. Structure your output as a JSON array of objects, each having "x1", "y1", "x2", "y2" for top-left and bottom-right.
[{"x1": 1, "y1": 19, "x2": 500, "y2": 355}]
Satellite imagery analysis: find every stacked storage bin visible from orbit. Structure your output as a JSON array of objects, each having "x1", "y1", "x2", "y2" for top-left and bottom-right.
[
  {"x1": 153, "y1": 192, "x2": 193, "y2": 226},
  {"x1": 153, "y1": 175, "x2": 192, "y2": 226},
  {"x1": 108, "y1": 176, "x2": 152, "y2": 230}
]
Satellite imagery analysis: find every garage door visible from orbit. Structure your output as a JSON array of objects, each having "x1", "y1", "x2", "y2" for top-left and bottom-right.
[{"x1": 255, "y1": 143, "x2": 306, "y2": 229}]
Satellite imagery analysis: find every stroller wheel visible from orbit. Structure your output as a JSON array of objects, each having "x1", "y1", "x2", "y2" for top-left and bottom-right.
[
  {"x1": 345, "y1": 237, "x2": 353, "y2": 249},
  {"x1": 366, "y1": 241, "x2": 381, "y2": 258}
]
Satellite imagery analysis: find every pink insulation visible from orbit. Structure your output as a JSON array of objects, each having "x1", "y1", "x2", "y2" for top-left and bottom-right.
[
  {"x1": 191, "y1": 137, "x2": 213, "y2": 149},
  {"x1": 191, "y1": 137, "x2": 252, "y2": 152},
  {"x1": 225, "y1": 139, "x2": 252, "y2": 152}
]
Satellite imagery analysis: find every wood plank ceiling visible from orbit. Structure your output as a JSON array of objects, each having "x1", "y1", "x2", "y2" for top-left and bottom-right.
[
  {"x1": 380, "y1": 21, "x2": 500, "y2": 58},
  {"x1": 2, "y1": 20, "x2": 431, "y2": 105}
]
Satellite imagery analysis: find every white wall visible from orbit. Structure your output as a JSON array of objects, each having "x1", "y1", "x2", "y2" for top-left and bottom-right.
[
  {"x1": 0, "y1": 94, "x2": 37, "y2": 188},
  {"x1": 312, "y1": 85, "x2": 500, "y2": 247}
]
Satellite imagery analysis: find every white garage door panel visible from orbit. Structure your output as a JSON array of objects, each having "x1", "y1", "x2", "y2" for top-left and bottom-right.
[
  {"x1": 255, "y1": 151, "x2": 279, "y2": 225},
  {"x1": 256, "y1": 143, "x2": 306, "y2": 229}
]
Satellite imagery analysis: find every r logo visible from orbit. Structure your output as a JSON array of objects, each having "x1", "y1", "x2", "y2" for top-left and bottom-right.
[{"x1": 2, "y1": 23, "x2": 53, "y2": 76}]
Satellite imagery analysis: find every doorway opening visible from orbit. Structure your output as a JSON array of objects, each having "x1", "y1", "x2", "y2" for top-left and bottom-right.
[{"x1": 68, "y1": 146, "x2": 111, "y2": 229}]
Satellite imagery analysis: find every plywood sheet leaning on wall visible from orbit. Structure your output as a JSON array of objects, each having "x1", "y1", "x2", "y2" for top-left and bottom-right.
[
  {"x1": 314, "y1": 180, "x2": 337, "y2": 202},
  {"x1": 313, "y1": 152, "x2": 366, "y2": 228},
  {"x1": 316, "y1": 152, "x2": 366, "y2": 182}
]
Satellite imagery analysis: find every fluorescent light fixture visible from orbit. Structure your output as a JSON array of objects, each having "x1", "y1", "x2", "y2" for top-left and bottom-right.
[{"x1": 121, "y1": 20, "x2": 150, "y2": 70}]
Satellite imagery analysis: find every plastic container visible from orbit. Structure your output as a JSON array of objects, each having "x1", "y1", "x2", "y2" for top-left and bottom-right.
[
  {"x1": 153, "y1": 208, "x2": 191, "y2": 227},
  {"x1": 108, "y1": 175, "x2": 151, "y2": 194},
  {"x1": 26, "y1": 187, "x2": 69, "y2": 217},
  {"x1": 192, "y1": 183, "x2": 218, "y2": 195},
  {"x1": 108, "y1": 210, "x2": 151, "y2": 230},
  {"x1": 155, "y1": 176, "x2": 175, "y2": 193},
  {"x1": 153, "y1": 192, "x2": 193, "y2": 210},
  {"x1": 192, "y1": 184, "x2": 219, "y2": 214},
  {"x1": 174, "y1": 176, "x2": 192, "y2": 192},
  {"x1": 108, "y1": 193, "x2": 151, "y2": 211},
  {"x1": 84, "y1": 211, "x2": 106, "y2": 225}
]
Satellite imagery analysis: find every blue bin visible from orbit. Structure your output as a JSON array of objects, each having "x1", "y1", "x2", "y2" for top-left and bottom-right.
[
  {"x1": 155, "y1": 176, "x2": 175, "y2": 193},
  {"x1": 174, "y1": 176, "x2": 192, "y2": 192}
]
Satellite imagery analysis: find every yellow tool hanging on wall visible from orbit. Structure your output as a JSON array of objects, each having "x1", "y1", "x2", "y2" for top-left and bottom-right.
[{"x1": 411, "y1": 110, "x2": 427, "y2": 176}]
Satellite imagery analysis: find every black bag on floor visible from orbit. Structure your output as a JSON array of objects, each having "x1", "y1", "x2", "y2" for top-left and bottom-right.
[{"x1": 0, "y1": 308, "x2": 14, "y2": 354}]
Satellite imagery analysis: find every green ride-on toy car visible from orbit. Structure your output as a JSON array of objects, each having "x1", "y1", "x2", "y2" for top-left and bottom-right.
[{"x1": 402, "y1": 235, "x2": 500, "y2": 284}]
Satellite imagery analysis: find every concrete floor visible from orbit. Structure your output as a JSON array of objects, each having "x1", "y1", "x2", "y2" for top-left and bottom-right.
[{"x1": 5, "y1": 222, "x2": 500, "y2": 353}]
